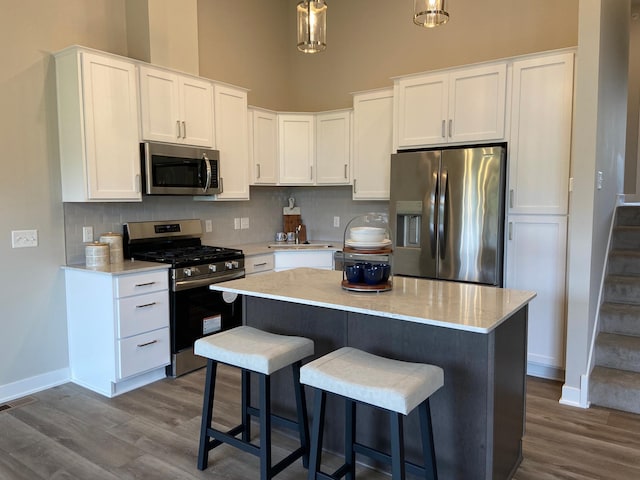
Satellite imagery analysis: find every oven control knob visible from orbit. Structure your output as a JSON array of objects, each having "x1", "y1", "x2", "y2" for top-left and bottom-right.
[
  {"x1": 209, "y1": 264, "x2": 217, "y2": 272},
  {"x1": 225, "y1": 261, "x2": 239, "y2": 270},
  {"x1": 183, "y1": 268, "x2": 193, "y2": 277}
]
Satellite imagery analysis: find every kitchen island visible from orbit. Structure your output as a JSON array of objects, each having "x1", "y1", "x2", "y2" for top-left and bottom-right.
[{"x1": 210, "y1": 268, "x2": 536, "y2": 480}]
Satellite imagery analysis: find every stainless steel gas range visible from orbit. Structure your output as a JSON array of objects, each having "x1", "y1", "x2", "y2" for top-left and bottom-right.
[{"x1": 123, "y1": 219, "x2": 245, "y2": 377}]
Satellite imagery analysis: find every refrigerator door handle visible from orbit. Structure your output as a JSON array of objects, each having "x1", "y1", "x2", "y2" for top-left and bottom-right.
[
  {"x1": 438, "y1": 168, "x2": 448, "y2": 259},
  {"x1": 429, "y1": 170, "x2": 438, "y2": 257}
]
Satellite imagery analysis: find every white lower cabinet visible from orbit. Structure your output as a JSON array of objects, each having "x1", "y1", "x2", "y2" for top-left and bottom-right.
[
  {"x1": 64, "y1": 267, "x2": 170, "y2": 397},
  {"x1": 504, "y1": 215, "x2": 568, "y2": 379},
  {"x1": 245, "y1": 253, "x2": 275, "y2": 275},
  {"x1": 274, "y1": 250, "x2": 335, "y2": 272}
]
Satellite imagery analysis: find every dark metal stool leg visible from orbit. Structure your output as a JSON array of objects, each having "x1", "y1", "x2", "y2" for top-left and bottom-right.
[
  {"x1": 292, "y1": 361, "x2": 310, "y2": 468},
  {"x1": 242, "y1": 369, "x2": 251, "y2": 442},
  {"x1": 259, "y1": 373, "x2": 272, "y2": 480},
  {"x1": 419, "y1": 399, "x2": 438, "y2": 480},
  {"x1": 390, "y1": 412, "x2": 406, "y2": 479},
  {"x1": 197, "y1": 359, "x2": 218, "y2": 470},
  {"x1": 308, "y1": 389, "x2": 327, "y2": 480},
  {"x1": 344, "y1": 398, "x2": 356, "y2": 480}
]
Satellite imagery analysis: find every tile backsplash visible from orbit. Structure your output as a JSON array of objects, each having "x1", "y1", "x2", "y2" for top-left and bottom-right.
[{"x1": 63, "y1": 186, "x2": 387, "y2": 264}]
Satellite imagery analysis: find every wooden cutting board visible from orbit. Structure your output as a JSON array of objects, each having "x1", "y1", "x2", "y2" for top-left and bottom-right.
[{"x1": 283, "y1": 214, "x2": 301, "y2": 234}]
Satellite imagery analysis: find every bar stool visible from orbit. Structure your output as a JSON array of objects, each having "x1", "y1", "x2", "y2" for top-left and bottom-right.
[
  {"x1": 300, "y1": 347, "x2": 444, "y2": 480},
  {"x1": 194, "y1": 326, "x2": 314, "y2": 479}
]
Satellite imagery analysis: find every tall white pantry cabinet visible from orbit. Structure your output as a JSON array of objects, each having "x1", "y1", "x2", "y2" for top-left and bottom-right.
[{"x1": 505, "y1": 51, "x2": 575, "y2": 379}]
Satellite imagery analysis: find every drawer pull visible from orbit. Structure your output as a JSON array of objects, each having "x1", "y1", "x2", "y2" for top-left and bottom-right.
[
  {"x1": 137, "y1": 340, "x2": 158, "y2": 348},
  {"x1": 135, "y1": 281, "x2": 156, "y2": 287},
  {"x1": 253, "y1": 262, "x2": 268, "y2": 267},
  {"x1": 136, "y1": 302, "x2": 157, "y2": 309}
]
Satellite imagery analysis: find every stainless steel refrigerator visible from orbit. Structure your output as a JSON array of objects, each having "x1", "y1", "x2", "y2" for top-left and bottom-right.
[{"x1": 389, "y1": 144, "x2": 506, "y2": 286}]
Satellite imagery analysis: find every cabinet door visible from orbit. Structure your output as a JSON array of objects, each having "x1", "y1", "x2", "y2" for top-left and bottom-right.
[
  {"x1": 448, "y1": 63, "x2": 506, "y2": 143},
  {"x1": 214, "y1": 85, "x2": 250, "y2": 199},
  {"x1": 505, "y1": 215, "x2": 567, "y2": 375},
  {"x1": 279, "y1": 114, "x2": 315, "y2": 185},
  {"x1": 139, "y1": 66, "x2": 181, "y2": 144},
  {"x1": 316, "y1": 111, "x2": 351, "y2": 184},
  {"x1": 81, "y1": 52, "x2": 141, "y2": 201},
  {"x1": 250, "y1": 108, "x2": 279, "y2": 184},
  {"x1": 395, "y1": 73, "x2": 448, "y2": 148},
  {"x1": 180, "y1": 77, "x2": 215, "y2": 147},
  {"x1": 352, "y1": 89, "x2": 393, "y2": 200},
  {"x1": 508, "y1": 53, "x2": 574, "y2": 215}
]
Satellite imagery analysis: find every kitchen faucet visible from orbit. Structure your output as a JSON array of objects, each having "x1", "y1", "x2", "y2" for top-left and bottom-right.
[{"x1": 295, "y1": 225, "x2": 302, "y2": 244}]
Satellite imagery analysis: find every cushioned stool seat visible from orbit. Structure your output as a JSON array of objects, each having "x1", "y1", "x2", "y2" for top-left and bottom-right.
[
  {"x1": 195, "y1": 326, "x2": 314, "y2": 479},
  {"x1": 300, "y1": 347, "x2": 444, "y2": 480}
]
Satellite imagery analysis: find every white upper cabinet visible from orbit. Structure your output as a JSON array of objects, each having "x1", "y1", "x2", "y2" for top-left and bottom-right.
[
  {"x1": 508, "y1": 52, "x2": 574, "y2": 215},
  {"x1": 352, "y1": 88, "x2": 394, "y2": 200},
  {"x1": 213, "y1": 84, "x2": 250, "y2": 200},
  {"x1": 278, "y1": 113, "x2": 315, "y2": 185},
  {"x1": 249, "y1": 107, "x2": 279, "y2": 185},
  {"x1": 315, "y1": 110, "x2": 351, "y2": 185},
  {"x1": 55, "y1": 47, "x2": 141, "y2": 202},
  {"x1": 139, "y1": 65, "x2": 214, "y2": 148},
  {"x1": 395, "y1": 63, "x2": 507, "y2": 148}
]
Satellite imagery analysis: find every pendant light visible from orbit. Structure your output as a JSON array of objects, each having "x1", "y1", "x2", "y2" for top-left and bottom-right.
[
  {"x1": 297, "y1": 1, "x2": 327, "y2": 53},
  {"x1": 413, "y1": 0, "x2": 449, "y2": 28}
]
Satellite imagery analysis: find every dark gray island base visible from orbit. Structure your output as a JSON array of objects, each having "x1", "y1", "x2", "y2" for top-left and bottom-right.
[{"x1": 211, "y1": 269, "x2": 534, "y2": 480}]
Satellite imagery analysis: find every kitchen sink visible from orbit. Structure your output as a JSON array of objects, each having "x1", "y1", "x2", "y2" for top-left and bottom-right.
[{"x1": 268, "y1": 243, "x2": 334, "y2": 249}]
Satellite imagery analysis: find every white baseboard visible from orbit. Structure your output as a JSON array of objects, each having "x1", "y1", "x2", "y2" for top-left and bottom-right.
[
  {"x1": 527, "y1": 361, "x2": 564, "y2": 381},
  {"x1": 560, "y1": 382, "x2": 588, "y2": 408},
  {"x1": 0, "y1": 368, "x2": 70, "y2": 404}
]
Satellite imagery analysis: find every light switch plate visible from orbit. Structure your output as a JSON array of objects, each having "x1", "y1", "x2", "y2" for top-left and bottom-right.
[
  {"x1": 234, "y1": 218, "x2": 241, "y2": 230},
  {"x1": 11, "y1": 229, "x2": 38, "y2": 248},
  {"x1": 82, "y1": 226, "x2": 93, "y2": 243},
  {"x1": 240, "y1": 217, "x2": 249, "y2": 229},
  {"x1": 205, "y1": 219, "x2": 213, "y2": 232},
  {"x1": 334, "y1": 216, "x2": 340, "y2": 228}
]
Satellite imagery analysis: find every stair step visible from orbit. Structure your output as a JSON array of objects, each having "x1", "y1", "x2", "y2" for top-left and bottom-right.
[
  {"x1": 604, "y1": 275, "x2": 640, "y2": 305},
  {"x1": 590, "y1": 366, "x2": 640, "y2": 414},
  {"x1": 611, "y1": 225, "x2": 640, "y2": 250},
  {"x1": 594, "y1": 332, "x2": 640, "y2": 372},
  {"x1": 608, "y1": 250, "x2": 640, "y2": 276},
  {"x1": 600, "y1": 302, "x2": 640, "y2": 336},
  {"x1": 616, "y1": 205, "x2": 640, "y2": 227}
]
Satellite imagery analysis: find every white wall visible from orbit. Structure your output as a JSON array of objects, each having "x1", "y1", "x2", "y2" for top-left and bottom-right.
[{"x1": 562, "y1": 0, "x2": 630, "y2": 407}]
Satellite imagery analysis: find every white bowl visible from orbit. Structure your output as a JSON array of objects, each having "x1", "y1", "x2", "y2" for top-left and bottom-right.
[{"x1": 349, "y1": 226, "x2": 386, "y2": 243}]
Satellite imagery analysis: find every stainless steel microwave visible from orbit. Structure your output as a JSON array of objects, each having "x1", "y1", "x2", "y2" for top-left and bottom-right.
[{"x1": 141, "y1": 142, "x2": 221, "y2": 196}]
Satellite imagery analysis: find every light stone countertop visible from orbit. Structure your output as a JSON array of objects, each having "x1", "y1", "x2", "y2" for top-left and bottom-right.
[
  {"x1": 210, "y1": 268, "x2": 536, "y2": 334},
  {"x1": 61, "y1": 260, "x2": 170, "y2": 275},
  {"x1": 233, "y1": 241, "x2": 342, "y2": 257}
]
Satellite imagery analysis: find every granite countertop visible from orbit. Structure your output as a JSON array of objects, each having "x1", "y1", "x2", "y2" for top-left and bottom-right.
[
  {"x1": 61, "y1": 260, "x2": 170, "y2": 275},
  {"x1": 209, "y1": 268, "x2": 536, "y2": 334}
]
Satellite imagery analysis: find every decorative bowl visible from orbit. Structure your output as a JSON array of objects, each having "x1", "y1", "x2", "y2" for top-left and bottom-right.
[{"x1": 349, "y1": 227, "x2": 386, "y2": 243}]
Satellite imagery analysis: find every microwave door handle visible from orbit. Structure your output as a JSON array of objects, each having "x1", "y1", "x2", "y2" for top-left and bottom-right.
[{"x1": 203, "y1": 154, "x2": 212, "y2": 192}]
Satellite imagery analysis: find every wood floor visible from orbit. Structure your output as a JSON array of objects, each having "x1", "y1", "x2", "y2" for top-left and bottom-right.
[{"x1": 1, "y1": 367, "x2": 640, "y2": 479}]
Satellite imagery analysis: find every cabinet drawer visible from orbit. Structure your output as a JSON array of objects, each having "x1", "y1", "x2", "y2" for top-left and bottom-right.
[
  {"x1": 117, "y1": 327, "x2": 170, "y2": 379},
  {"x1": 117, "y1": 291, "x2": 169, "y2": 338},
  {"x1": 116, "y1": 270, "x2": 168, "y2": 298},
  {"x1": 245, "y1": 254, "x2": 274, "y2": 275},
  {"x1": 274, "y1": 251, "x2": 334, "y2": 271}
]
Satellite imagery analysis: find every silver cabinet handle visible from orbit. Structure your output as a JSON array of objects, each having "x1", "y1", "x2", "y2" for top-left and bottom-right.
[
  {"x1": 344, "y1": 164, "x2": 348, "y2": 179},
  {"x1": 509, "y1": 189, "x2": 514, "y2": 209},
  {"x1": 135, "y1": 281, "x2": 156, "y2": 287},
  {"x1": 182, "y1": 121, "x2": 186, "y2": 139},
  {"x1": 176, "y1": 120, "x2": 181, "y2": 138},
  {"x1": 135, "y1": 174, "x2": 141, "y2": 193},
  {"x1": 257, "y1": 164, "x2": 261, "y2": 179},
  {"x1": 136, "y1": 302, "x2": 157, "y2": 309},
  {"x1": 219, "y1": 177, "x2": 224, "y2": 193},
  {"x1": 508, "y1": 222, "x2": 513, "y2": 241},
  {"x1": 353, "y1": 178, "x2": 357, "y2": 193},
  {"x1": 441, "y1": 119, "x2": 446, "y2": 138},
  {"x1": 310, "y1": 165, "x2": 313, "y2": 180},
  {"x1": 253, "y1": 262, "x2": 268, "y2": 267},
  {"x1": 137, "y1": 339, "x2": 158, "y2": 348},
  {"x1": 448, "y1": 119, "x2": 453, "y2": 138}
]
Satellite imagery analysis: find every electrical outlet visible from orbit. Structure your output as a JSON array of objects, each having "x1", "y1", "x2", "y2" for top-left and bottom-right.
[
  {"x1": 82, "y1": 226, "x2": 93, "y2": 243},
  {"x1": 333, "y1": 216, "x2": 340, "y2": 228},
  {"x1": 11, "y1": 229, "x2": 38, "y2": 248},
  {"x1": 205, "y1": 219, "x2": 213, "y2": 232},
  {"x1": 241, "y1": 217, "x2": 249, "y2": 229},
  {"x1": 234, "y1": 218, "x2": 241, "y2": 230}
]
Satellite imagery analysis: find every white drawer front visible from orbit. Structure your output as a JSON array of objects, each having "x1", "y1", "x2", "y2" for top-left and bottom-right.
[
  {"x1": 116, "y1": 270, "x2": 168, "y2": 298},
  {"x1": 245, "y1": 253, "x2": 275, "y2": 275},
  {"x1": 274, "y1": 251, "x2": 334, "y2": 271},
  {"x1": 117, "y1": 291, "x2": 169, "y2": 338},
  {"x1": 117, "y1": 327, "x2": 170, "y2": 380}
]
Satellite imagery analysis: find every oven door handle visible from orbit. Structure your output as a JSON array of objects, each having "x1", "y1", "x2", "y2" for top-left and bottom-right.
[{"x1": 173, "y1": 271, "x2": 245, "y2": 291}]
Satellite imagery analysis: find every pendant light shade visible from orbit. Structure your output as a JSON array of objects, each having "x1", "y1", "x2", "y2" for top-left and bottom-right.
[
  {"x1": 413, "y1": 0, "x2": 449, "y2": 28},
  {"x1": 297, "y1": 1, "x2": 327, "y2": 53}
]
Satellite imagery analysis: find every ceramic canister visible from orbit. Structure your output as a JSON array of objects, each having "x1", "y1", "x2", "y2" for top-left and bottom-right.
[
  {"x1": 85, "y1": 242, "x2": 110, "y2": 267},
  {"x1": 99, "y1": 232, "x2": 124, "y2": 264}
]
